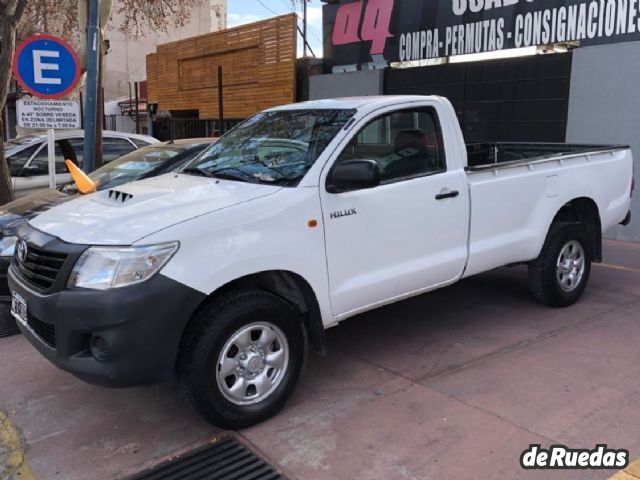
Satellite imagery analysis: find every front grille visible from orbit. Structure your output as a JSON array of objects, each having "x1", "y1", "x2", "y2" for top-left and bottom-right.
[
  {"x1": 27, "y1": 313, "x2": 56, "y2": 348},
  {"x1": 15, "y1": 244, "x2": 68, "y2": 290}
]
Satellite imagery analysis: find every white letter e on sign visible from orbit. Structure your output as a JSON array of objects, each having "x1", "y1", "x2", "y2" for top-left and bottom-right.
[{"x1": 33, "y1": 50, "x2": 62, "y2": 85}]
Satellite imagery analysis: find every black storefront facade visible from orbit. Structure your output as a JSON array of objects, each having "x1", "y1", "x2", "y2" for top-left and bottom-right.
[
  {"x1": 311, "y1": 0, "x2": 640, "y2": 241},
  {"x1": 384, "y1": 53, "x2": 572, "y2": 143}
]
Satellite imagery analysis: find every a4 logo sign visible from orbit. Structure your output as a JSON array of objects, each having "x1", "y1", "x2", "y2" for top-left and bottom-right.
[{"x1": 332, "y1": 0, "x2": 394, "y2": 57}]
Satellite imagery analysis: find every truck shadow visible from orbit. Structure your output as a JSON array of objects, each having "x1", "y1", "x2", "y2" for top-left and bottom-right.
[
  {"x1": 3, "y1": 248, "x2": 639, "y2": 479},
  {"x1": 320, "y1": 264, "x2": 626, "y2": 383}
]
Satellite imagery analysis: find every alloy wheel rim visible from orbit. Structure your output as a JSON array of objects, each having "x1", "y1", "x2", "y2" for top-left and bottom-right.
[
  {"x1": 216, "y1": 322, "x2": 289, "y2": 406},
  {"x1": 556, "y1": 240, "x2": 586, "y2": 293}
]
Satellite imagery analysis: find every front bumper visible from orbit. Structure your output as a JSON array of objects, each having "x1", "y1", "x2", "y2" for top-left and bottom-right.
[
  {"x1": 9, "y1": 269, "x2": 206, "y2": 387},
  {"x1": 7, "y1": 227, "x2": 206, "y2": 387}
]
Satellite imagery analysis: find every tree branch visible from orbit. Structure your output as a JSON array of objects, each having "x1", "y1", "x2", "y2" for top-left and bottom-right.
[{"x1": 11, "y1": 0, "x2": 28, "y2": 25}]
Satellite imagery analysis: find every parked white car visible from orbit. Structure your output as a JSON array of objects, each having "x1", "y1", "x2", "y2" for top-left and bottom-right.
[
  {"x1": 8, "y1": 96, "x2": 634, "y2": 429},
  {"x1": 4, "y1": 130, "x2": 159, "y2": 198}
]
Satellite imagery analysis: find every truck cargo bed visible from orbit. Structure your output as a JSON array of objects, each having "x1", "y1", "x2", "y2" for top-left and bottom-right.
[{"x1": 466, "y1": 143, "x2": 629, "y2": 171}]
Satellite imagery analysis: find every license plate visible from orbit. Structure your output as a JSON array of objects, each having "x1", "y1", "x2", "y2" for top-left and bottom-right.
[{"x1": 11, "y1": 292, "x2": 28, "y2": 327}]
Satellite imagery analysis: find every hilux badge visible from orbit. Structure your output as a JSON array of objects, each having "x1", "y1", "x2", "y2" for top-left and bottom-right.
[{"x1": 330, "y1": 208, "x2": 357, "y2": 219}]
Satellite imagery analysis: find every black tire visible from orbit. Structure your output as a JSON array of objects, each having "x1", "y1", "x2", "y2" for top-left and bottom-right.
[
  {"x1": 177, "y1": 290, "x2": 307, "y2": 429},
  {"x1": 528, "y1": 222, "x2": 592, "y2": 307}
]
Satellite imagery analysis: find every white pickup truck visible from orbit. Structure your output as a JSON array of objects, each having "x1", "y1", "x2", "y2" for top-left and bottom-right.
[{"x1": 9, "y1": 96, "x2": 634, "y2": 428}]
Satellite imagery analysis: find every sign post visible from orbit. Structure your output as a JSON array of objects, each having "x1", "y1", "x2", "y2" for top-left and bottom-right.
[
  {"x1": 12, "y1": 34, "x2": 81, "y2": 189},
  {"x1": 84, "y1": 0, "x2": 102, "y2": 174},
  {"x1": 47, "y1": 129, "x2": 56, "y2": 190}
]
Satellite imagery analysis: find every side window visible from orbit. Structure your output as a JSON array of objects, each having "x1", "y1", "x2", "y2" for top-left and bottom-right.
[
  {"x1": 103, "y1": 138, "x2": 136, "y2": 162},
  {"x1": 336, "y1": 108, "x2": 445, "y2": 183},
  {"x1": 7, "y1": 145, "x2": 38, "y2": 176},
  {"x1": 23, "y1": 142, "x2": 69, "y2": 176}
]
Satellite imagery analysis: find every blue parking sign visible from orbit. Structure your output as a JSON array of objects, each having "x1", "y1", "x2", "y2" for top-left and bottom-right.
[{"x1": 12, "y1": 34, "x2": 81, "y2": 99}]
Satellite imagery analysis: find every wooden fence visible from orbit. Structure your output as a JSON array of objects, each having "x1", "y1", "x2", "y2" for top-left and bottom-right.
[{"x1": 147, "y1": 14, "x2": 297, "y2": 120}]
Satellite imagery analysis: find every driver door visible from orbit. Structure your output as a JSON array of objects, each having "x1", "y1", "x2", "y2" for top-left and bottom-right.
[{"x1": 320, "y1": 106, "x2": 469, "y2": 316}]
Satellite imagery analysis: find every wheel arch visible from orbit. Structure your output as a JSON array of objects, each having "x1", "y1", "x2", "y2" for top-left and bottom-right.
[
  {"x1": 183, "y1": 270, "x2": 327, "y2": 356},
  {"x1": 548, "y1": 197, "x2": 602, "y2": 262}
]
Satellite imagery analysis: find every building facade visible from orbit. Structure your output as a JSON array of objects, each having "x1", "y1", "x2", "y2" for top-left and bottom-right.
[
  {"x1": 104, "y1": 0, "x2": 227, "y2": 101},
  {"x1": 3, "y1": 0, "x2": 228, "y2": 141}
]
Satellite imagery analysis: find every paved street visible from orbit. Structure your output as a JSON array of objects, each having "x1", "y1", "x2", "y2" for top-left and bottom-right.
[{"x1": 1, "y1": 240, "x2": 639, "y2": 480}]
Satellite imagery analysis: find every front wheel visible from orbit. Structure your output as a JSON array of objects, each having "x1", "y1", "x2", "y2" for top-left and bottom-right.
[
  {"x1": 178, "y1": 291, "x2": 307, "y2": 429},
  {"x1": 528, "y1": 223, "x2": 592, "y2": 307}
]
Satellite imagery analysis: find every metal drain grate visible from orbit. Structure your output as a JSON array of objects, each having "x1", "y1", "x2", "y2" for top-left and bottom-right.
[
  {"x1": 0, "y1": 302, "x2": 20, "y2": 338},
  {"x1": 127, "y1": 436, "x2": 287, "y2": 480}
]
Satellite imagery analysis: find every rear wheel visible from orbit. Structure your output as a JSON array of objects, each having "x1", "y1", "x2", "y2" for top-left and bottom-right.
[
  {"x1": 528, "y1": 223, "x2": 592, "y2": 307},
  {"x1": 178, "y1": 291, "x2": 306, "y2": 429}
]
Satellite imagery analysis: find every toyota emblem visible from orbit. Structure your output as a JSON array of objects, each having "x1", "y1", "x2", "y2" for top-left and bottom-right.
[{"x1": 16, "y1": 240, "x2": 28, "y2": 263}]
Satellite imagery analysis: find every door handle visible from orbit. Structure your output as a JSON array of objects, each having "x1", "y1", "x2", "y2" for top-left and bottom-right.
[{"x1": 435, "y1": 189, "x2": 460, "y2": 200}]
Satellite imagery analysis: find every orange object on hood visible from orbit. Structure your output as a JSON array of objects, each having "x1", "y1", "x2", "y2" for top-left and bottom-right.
[{"x1": 65, "y1": 159, "x2": 97, "y2": 194}]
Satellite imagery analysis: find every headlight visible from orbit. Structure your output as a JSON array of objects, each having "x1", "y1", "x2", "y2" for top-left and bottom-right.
[
  {"x1": 0, "y1": 236, "x2": 17, "y2": 258},
  {"x1": 68, "y1": 242, "x2": 179, "y2": 290}
]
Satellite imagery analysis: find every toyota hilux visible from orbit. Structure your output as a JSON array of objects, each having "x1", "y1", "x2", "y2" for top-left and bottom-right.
[{"x1": 8, "y1": 96, "x2": 634, "y2": 428}]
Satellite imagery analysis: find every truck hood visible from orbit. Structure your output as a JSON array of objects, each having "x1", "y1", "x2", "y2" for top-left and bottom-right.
[{"x1": 29, "y1": 173, "x2": 283, "y2": 245}]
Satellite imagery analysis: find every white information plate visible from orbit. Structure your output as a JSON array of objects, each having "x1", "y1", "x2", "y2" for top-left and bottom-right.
[{"x1": 16, "y1": 99, "x2": 81, "y2": 130}]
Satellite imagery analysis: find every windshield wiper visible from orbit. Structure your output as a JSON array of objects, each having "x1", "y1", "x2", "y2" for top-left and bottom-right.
[
  {"x1": 271, "y1": 174, "x2": 305, "y2": 187},
  {"x1": 208, "y1": 167, "x2": 258, "y2": 183},
  {"x1": 182, "y1": 166, "x2": 216, "y2": 178}
]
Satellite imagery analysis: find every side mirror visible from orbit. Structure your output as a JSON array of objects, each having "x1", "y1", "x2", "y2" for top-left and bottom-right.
[{"x1": 328, "y1": 159, "x2": 380, "y2": 193}]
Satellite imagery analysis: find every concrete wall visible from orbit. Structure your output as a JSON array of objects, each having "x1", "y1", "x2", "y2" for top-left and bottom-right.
[
  {"x1": 567, "y1": 41, "x2": 640, "y2": 242},
  {"x1": 309, "y1": 70, "x2": 384, "y2": 100}
]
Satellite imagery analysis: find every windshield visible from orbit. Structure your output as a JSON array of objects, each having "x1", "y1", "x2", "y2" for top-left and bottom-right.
[
  {"x1": 73, "y1": 145, "x2": 184, "y2": 191},
  {"x1": 183, "y1": 109, "x2": 355, "y2": 186}
]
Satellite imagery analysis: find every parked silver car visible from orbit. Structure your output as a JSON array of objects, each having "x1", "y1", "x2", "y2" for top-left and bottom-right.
[{"x1": 4, "y1": 130, "x2": 159, "y2": 198}]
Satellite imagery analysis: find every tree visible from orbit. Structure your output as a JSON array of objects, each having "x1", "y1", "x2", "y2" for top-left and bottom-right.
[
  {"x1": 0, "y1": 0, "x2": 200, "y2": 205},
  {"x1": 0, "y1": 0, "x2": 27, "y2": 205}
]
